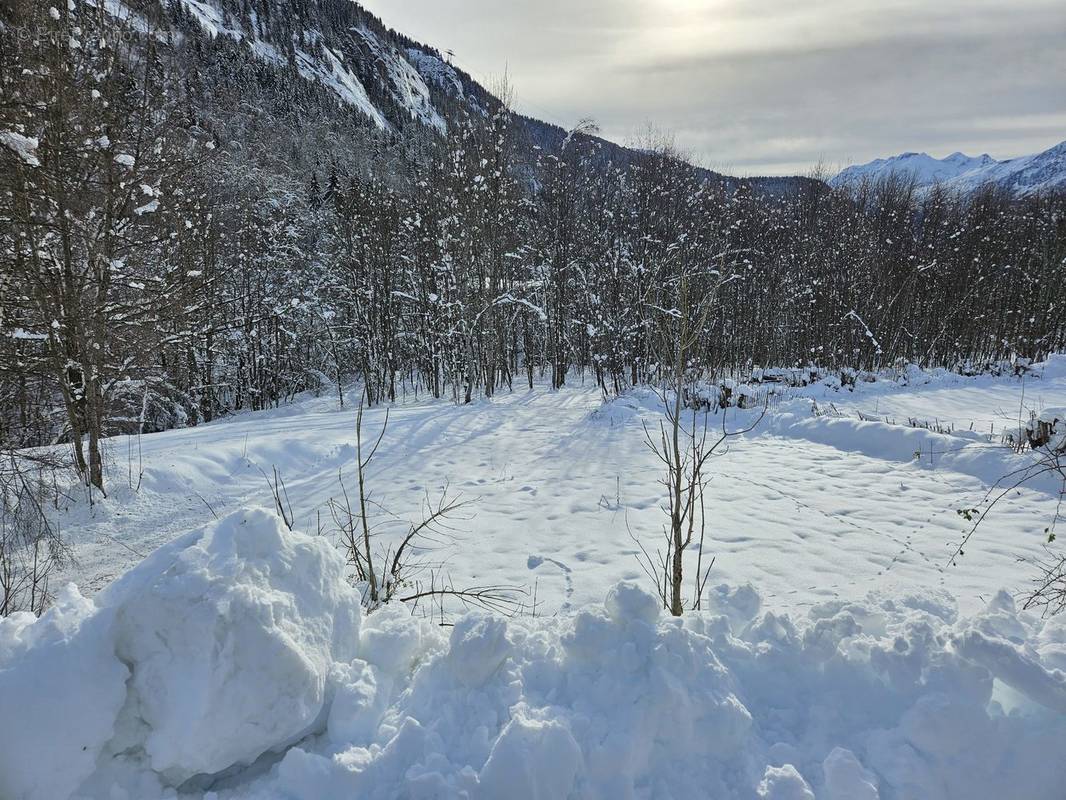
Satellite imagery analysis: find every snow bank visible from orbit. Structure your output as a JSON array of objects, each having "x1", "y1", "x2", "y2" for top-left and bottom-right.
[
  {"x1": 101, "y1": 506, "x2": 362, "y2": 785},
  {"x1": 0, "y1": 507, "x2": 362, "y2": 799},
  {"x1": 0, "y1": 587, "x2": 127, "y2": 800},
  {"x1": 3, "y1": 509, "x2": 1066, "y2": 799},
  {"x1": 765, "y1": 407, "x2": 1064, "y2": 496}
]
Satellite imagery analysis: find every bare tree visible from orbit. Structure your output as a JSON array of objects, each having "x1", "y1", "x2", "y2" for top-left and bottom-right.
[
  {"x1": 1, "y1": 3, "x2": 205, "y2": 490},
  {"x1": 639, "y1": 270, "x2": 763, "y2": 615}
]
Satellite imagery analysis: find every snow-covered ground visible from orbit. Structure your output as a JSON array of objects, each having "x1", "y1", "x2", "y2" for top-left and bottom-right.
[
  {"x1": 3, "y1": 356, "x2": 1066, "y2": 799},
  {"x1": 57, "y1": 357, "x2": 1066, "y2": 616}
]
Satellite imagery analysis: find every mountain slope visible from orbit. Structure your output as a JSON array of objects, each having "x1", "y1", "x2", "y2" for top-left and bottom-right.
[
  {"x1": 121, "y1": 0, "x2": 814, "y2": 193},
  {"x1": 832, "y1": 140, "x2": 1066, "y2": 197},
  {"x1": 942, "y1": 140, "x2": 1066, "y2": 197},
  {"x1": 161, "y1": 0, "x2": 458, "y2": 132}
]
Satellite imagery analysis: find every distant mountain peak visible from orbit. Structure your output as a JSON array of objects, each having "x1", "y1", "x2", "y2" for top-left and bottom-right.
[{"x1": 831, "y1": 141, "x2": 1066, "y2": 197}]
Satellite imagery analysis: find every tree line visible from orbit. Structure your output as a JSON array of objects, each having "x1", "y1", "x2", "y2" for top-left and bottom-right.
[{"x1": 2, "y1": 0, "x2": 1064, "y2": 491}]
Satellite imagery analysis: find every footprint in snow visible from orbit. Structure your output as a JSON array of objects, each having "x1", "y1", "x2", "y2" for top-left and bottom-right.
[{"x1": 527, "y1": 554, "x2": 575, "y2": 608}]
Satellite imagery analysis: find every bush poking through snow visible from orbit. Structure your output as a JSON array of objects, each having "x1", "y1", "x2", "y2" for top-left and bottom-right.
[
  {"x1": 327, "y1": 402, "x2": 523, "y2": 616},
  {"x1": 0, "y1": 451, "x2": 73, "y2": 617},
  {"x1": 637, "y1": 383, "x2": 764, "y2": 616},
  {"x1": 950, "y1": 409, "x2": 1066, "y2": 615}
]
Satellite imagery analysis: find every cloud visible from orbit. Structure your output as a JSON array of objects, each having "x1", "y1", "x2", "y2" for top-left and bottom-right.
[{"x1": 361, "y1": 0, "x2": 1066, "y2": 175}]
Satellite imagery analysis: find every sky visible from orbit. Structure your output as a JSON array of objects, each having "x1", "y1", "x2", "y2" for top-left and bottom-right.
[{"x1": 360, "y1": 0, "x2": 1066, "y2": 176}]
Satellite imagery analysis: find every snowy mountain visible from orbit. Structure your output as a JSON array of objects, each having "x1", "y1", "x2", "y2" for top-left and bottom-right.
[
  {"x1": 832, "y1": 151, "x2": 997, "y2": 188},
  {"x1": 831, "y1": 140, "x2": 1066, "y2": 197},
  {"x1": 102, "y1": 0, "x2": 812, "y2": 194},
  {"x1": 943, "y1": 139, "x2": 1066, "y2": 197},
  {"x1": 157, "y1": 0, "x2": 485, "y2": 132}
]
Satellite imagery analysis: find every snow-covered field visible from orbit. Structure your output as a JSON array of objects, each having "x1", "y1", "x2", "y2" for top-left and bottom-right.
[
  {"x1": 57, "y1": 358, "x2": 1066, "y2": 615},
  {"x1": 2, "y1": 357, "x2": 1065, "y2": 799}
]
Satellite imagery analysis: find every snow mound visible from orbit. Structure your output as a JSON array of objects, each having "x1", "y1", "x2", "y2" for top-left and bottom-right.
[
  {"x1": 102, "y1": 506, "x2": 363, "y2": 784},
  {"x1": 0, "y1": 507, "x2": 363, "y2": 798},
  {"x1": 0, "y1": 586, "x2": 127, "y2": 800},
  {"x1": 3, "y1": 510, "x2": 1066, "y2": 799}
]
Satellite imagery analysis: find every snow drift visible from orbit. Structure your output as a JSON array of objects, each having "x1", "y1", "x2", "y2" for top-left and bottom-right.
[
  {"x1": 2, "y1": 508, "x2": 1066, "y2": 799},
  {"x1": 0, "y1": 508, "x2": 362, "y2": 798}
]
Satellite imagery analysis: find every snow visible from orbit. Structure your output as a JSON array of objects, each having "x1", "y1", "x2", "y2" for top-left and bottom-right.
[
  {"x1": 0, "y1": 587, "x2": 127, "y2": 800},
  {"x1": 4, "y1": 518, "x2": 1066, "y2": 798},
  {"x1": 151, "y1": 0, "x2": 441, "y2": 132},
  {"x1": 354, "y1": 27, "x2": 447, "y2": 132},
  {"x1": 91, "y1": 0, "x2": 460, "y2": 135},
  {"x1": 1, "y1": 508, "x2": 362, "y2": 799},
  {"x1": 177, "y1": 0, "x2": 243, "y2": 40},
  {"x1": 295, "y1": 46, "x2": 389, "y2": 130},
  {"x1": 104, "y1": 508, "x2": 361, "y2": 784},
  {"x1": 8, "y1": 327, "x2": 47, "y2": 340},
  {"x1": 82, "y1": 0, "x2": 152, "y2": 35},
  {"x1": 757, "y1": 764, "x2": 815, "y2": 799},
  {"x1": 813, "y1": 369, "x2": 1064, "y2": 431},
  {"x1": 832, "y1": 150, "x2": 997, "y2": 189},
  {"x1": 249, "y1": 38, "x2": 284, "y2": 65},
  {"x1": 4, "y1": 358, "x2": 1066, "y2": 798},
  {"x1": 0, "y1": 130, "x2": 41, "y2": 166},
  {"x1": 405, "y1": 47, "x2": 466, "y2": 100},
  {"x1": 822, "y1": 748, "x2": 879, "y2": 800},
  {"x1": 944, "y1": 139, "x2": 1066, "y2": 197},
  {"x1": 47, "y1": 356, "x2": 1066, "y2": 615},
  {"x1": 478, "y1": 714, "x2": 584, "y2": 800}
]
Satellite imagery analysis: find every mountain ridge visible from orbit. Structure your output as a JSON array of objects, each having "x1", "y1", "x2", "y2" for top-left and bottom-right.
[{"x1": 831, "y1": 140, "x2": 1066, "y2": 197}]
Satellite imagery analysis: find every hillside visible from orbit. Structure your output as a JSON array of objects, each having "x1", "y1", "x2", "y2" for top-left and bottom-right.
[{"x1": 101, "y1": 0, "x2": 812, "y2": 193}]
